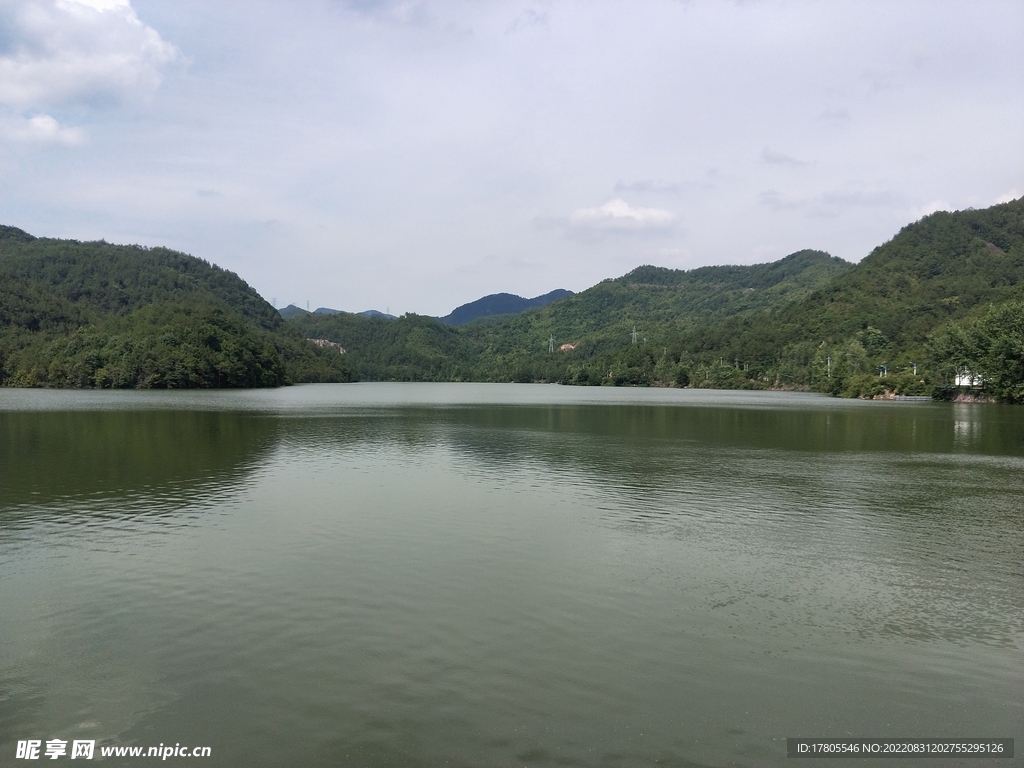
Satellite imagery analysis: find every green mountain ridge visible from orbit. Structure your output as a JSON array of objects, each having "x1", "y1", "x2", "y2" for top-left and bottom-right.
[
  {"x1": 780, "y1": 204, "x2": 1023, "y2": 346},
  {"x1": 286, "y1": 248, "x2": 853, "y2": 383},
  {"x1": 671, "y1": 200, "x2": 1024, "y2": 398},
  {"x1": 3, "y1": 198, "x2": 1021, "y2": 400},
  {"x1": 287, "y1": 199, "x2": 1023, "y2": 400},
  {"x1": 0, "y1": 226, "x2": 356, "y2": 388}
]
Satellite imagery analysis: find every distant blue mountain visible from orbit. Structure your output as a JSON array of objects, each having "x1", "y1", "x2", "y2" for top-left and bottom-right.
[
  {"x1": 314, "y1": 307, "x2": 342, "y2": 315},
  {"x1": 440, "y1": 289, "x2": 573, "y2": 326}
]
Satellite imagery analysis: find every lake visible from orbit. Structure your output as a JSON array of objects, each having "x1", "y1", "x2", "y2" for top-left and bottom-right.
[{"x1": 1, "y1": 384, "x2": 1021, "y2": 767}]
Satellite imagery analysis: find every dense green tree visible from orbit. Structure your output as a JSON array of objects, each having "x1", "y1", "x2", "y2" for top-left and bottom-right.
[
  {"x1": 930, "y1": 301, "x2": 1024, "y2": 402},
  {"x1": 0, "y1": 227, "x2": 356, "y2": 388}
]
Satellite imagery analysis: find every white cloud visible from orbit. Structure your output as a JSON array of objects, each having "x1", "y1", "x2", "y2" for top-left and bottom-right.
[
  {"x1": 6, "y1": 113, "x2": 85, "y2": 145},
  {"x1": 0, "y1": 0, "x2": 179, "y2": 111},
  {"x1": 568, "y1": 199, "x2": 676, "y2": 231}
]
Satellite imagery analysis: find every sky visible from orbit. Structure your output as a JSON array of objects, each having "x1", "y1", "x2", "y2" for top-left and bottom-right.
[{"x1": 1, "y1": 0, "x2": 1022, "y2": 316}]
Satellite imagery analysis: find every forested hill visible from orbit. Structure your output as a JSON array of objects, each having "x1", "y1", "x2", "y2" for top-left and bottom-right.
[
  {"x1": 286, "y1": 199, "x2": 1023, "y2": 401},
  {"x1": 776, "y1": 201, "x2": 1024, "y2": 348},
  {"x1": 675, "y1": 198, "x2": 1024, "y2": 399},
  {"x1": 5, "y1": 197, "x2": 1021, "y2": 400},
  {"x1": 287, "y1": 247, "x2": 851, "y2": 382},
  {"x1": 0, "y1": 225, "x2": 282, "y2": 328},
  {"x1": 526, "y1": 248, "x2": 851, "y2": 336},
  {"x1": 0, "y1": 227, "x2": 356, "y2": 388}
]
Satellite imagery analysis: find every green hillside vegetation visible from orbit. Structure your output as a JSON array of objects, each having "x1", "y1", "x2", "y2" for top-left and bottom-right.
[
  {"x1": 290, "y1": 249, "x2": 853, "y2": 384},
  {"x1": 462, "y1": 249, "x2": 854, "y2": 384},
  {"x1": 4, "y1": 198, "x2": 1021, "y2": 400},
  {"x1": 290, "y1": 311, "x2": 482, "y2": 382},
  {"x1": 674, "y1": 200, "x2": 1024, "y2": 397},
  {"x1": 0, "y1": 227, "x2": 356, "y2": 388},
  {"x1": 288, "y1": 199, "x2": 1023, "y2": 401}
]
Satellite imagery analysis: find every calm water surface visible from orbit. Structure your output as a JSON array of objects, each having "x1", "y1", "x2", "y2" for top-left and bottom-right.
[{"x1": 1, "y1": 384, "x2": 1021, "y2": 767}]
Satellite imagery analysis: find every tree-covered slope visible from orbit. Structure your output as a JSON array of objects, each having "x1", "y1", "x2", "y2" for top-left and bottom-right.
[
  {"x1": 674, "y1": 198, "x2": 1024, "y2": 396},
  {"x1": 0, "y1": 226, "x2": 281, "y2": 329},
  {"x1": 442, "y1": 249, "x2": 851, "y2": 385},
  {"x1": 468, "y1": 249, "x2": 851, "y2": 348},
  {"x1": 288, "y1": 311, "x2": 482, "y2": 382},
  {"x1": 0, "y1": 227, "x2": 356, "y2": 388},
  {"x1": 288, "y1": 248, "x2": 851, "y2": 383},
  {"x1": 774, "y1": 200, "x2": 1024, "y2": 348},
  {"x1": 10, "y1": 197, "x2": 1019, "y2": 399},
  {"x1": 283, "y1": 200, "x2": 1023, "y2": 400}
]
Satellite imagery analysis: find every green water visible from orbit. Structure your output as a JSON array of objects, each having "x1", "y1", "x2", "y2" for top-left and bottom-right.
[{"x1": 1, "y1": 384, "x2": 1021, "y2": 767}]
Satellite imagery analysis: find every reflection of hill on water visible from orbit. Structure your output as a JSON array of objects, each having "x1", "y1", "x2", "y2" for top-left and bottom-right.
[
  {"x1": 450, "y1": 401, "x2": 1024, "y2": 454},
  {"x1": 264, "y1": 401, "x2": 1024, "y2": 486},
  {"x1": 0, "y1": 411, "x2": 280, "y2": 524}
]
